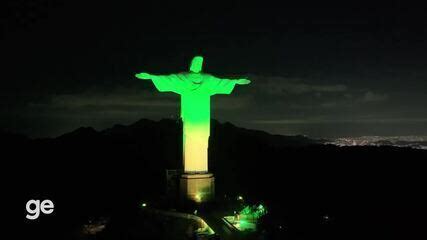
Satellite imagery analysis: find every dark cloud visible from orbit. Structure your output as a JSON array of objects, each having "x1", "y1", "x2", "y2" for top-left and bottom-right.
[{"x1": 362, "y1": 91, "x2": 388, "y2": 102}]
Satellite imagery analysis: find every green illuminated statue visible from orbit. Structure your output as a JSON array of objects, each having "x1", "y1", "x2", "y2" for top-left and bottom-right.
[{"x1": 136, "y1": 56, "x2": 250, "y2": 174}]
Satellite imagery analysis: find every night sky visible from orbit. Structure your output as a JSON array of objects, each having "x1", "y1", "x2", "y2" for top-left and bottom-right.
[{"x1": 1, "y1": 1, "x2": 427, "y2": 138}]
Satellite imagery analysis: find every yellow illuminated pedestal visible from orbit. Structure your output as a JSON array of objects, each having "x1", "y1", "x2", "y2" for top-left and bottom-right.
[{"x1": 180, "y1": 173, "x2": 215, "y2": 202}]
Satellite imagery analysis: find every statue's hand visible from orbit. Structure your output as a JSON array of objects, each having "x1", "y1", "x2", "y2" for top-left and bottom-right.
[
  {"x1": 135, "y1": 72, "x2": 153, "y2": 80},
  {"x1": 236, "y1": 79, "x2": 251, "y2": 85}
]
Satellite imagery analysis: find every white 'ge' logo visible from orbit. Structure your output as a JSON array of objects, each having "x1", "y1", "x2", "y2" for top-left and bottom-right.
[{"x1": 25, "y1": 199, "x2": 54, "y2": 220}]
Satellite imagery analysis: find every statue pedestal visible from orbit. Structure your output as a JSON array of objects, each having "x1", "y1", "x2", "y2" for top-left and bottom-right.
[{"x1": 180, "y1": 173, "x2": 215, "y2": 203}]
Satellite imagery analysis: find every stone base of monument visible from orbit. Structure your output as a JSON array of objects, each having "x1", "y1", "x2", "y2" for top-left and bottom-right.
[{"x1": 179, "y1": 173, "x2": 215, "y2": 203}]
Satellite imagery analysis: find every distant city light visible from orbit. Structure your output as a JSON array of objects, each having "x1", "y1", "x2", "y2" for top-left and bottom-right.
[
  {"x1": 237, "y1": 195, "x2": 243, "y2": 201},
  {"x1": 141, "y1": 203, "x2": 147, "y2": 207}
]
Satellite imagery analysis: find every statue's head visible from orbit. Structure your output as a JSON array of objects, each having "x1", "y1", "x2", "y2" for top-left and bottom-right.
[{"x1": 189, "y1": 56, "x2": 203, "y2": 73}]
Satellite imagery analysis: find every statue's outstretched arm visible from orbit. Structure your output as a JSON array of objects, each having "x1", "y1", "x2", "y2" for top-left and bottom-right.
[
  {"x1": 135, "y1": 73, "x2": 179, "y2": 82},
  {"x1": 135, "y1": 72, "x2": 157, "y2": 80},
  {"x1": 136, "y1": 73, "x2": 182, "y2": 94},
  {"x1": 234, "y1": 78, "x2": 251, "y2": 85},
  {"x1": 208, "y1": 76, "x2": 250, "y2": 95},
  {"x1": 214, "y1": 76, "x2": 251, "y2": 85}
]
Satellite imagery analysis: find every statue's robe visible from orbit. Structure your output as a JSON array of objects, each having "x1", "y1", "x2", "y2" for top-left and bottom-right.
[{"x1": 151, "y1": 72, "x2": 237, "y2": 172}]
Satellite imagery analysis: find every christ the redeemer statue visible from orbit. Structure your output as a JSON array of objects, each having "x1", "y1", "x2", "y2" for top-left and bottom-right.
[{"x1": 136, "y1": 56, "x2": 250, "y2": 173}]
